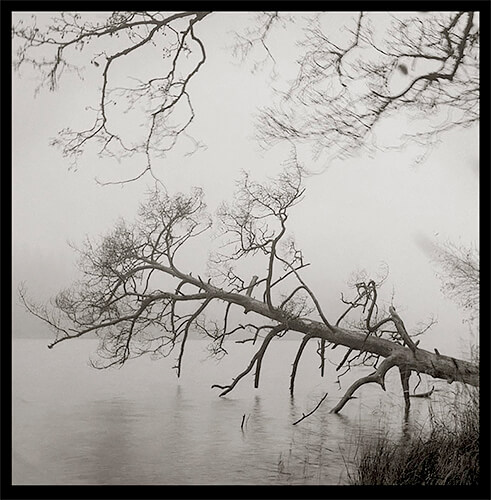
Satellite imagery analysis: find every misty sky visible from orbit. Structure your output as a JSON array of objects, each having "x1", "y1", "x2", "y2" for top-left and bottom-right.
[{"x1": 12, "y1": 11, "x2": 479, "y2": 359}]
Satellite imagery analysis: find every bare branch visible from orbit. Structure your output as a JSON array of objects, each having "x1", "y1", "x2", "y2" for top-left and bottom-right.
[
  {"x1": 256, "y1": 12, "x2": 479, "y2": 160},
  {"x1": 290, "y1": 332, "x2": 317, "y2": 396},
  {"x1": 389, "y1": 306, "x2": 419, "y2": 353},
  {"x1": 13, "y1": 11, "x2": 212, "y2": 180},
  {"x1": 331, "y1": 355, "x2": 400, "y2": 414},
  {"x1": 211, "y1": 324, "x2": 285, "y2": 396},
  {"x1": 19, "y1": 169, "x2": 479, "y2": 413},
  {"x1": 293, "y1": 393, "x2": 328, "y2": 425},
  {"x1": 399, "y1": 365, "x2": 412, "y2": 417}
]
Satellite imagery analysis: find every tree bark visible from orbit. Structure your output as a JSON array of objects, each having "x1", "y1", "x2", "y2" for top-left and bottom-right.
[{"x1": 163, "y1": 266, "x2": 479, "y2": 390}]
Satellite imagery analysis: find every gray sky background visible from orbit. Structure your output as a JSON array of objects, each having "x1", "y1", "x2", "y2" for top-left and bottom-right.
[{"x1": 12, "y1": 12, "x2": 479, "y2": 359}]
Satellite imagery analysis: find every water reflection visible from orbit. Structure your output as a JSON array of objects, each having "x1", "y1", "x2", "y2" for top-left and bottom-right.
[
  {"x1": 83, "y1": 398, "x2": 135, "y2": 484},
  {"x1": 13, "y1": 339, "x2": 446, "y2": 485}
]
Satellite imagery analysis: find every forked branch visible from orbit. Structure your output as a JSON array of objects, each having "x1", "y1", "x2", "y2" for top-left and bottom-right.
[
  {"x1": 330, "y1": 355, "x2": 400, "y2": 413},
  {"x1": 211, "y1": 324, "x2": 286, "y2": 396}
]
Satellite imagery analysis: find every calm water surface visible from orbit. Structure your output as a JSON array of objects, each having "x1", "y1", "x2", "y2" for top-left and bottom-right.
[{"x1": 13, "y1": 338, "x2": 448, "y2": 485}]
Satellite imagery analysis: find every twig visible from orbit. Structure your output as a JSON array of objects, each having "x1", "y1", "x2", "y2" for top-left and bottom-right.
[
  {"x1": 292, "y1": 393, "x2": 328, "y2": 425},
  {"x1": 410, "y1": 386, "x2": 435, "y2": 398}
]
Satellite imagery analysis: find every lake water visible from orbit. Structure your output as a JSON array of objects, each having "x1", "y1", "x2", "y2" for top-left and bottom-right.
[{"x1": 12, "y1": 337, "x2": 451, "y2": 485}]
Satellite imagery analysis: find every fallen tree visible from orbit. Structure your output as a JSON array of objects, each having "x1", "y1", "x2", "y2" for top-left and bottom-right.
[{"x1": 20, "y1": 165, "x2": 479, "y2": 414}]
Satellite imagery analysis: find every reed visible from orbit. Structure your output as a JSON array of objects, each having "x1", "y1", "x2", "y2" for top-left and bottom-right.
[{"x1": 350, "y1": 387, "x2": 479, "y2": 485}]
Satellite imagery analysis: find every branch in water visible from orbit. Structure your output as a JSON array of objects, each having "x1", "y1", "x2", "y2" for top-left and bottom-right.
[{"x1": 293, "y1": 393, "x2": 328, "y2": 425}]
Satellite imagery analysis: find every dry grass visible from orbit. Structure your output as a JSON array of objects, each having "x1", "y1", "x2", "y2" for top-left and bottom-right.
[{"x1": 350, "y1": 388, "x2": 479, "y2": 485}]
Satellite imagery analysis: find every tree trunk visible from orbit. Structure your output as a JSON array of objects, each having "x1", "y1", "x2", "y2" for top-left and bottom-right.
[{"x1": 165, "y1": 269, "x2": 479, "y2": 391}]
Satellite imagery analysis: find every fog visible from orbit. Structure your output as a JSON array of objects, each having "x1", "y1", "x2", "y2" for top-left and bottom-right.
[{"x1": 12, "y1": 12, "x2": 478, "y2": 359}]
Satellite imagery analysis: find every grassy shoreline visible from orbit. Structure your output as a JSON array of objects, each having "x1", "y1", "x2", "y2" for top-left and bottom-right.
[{"x1": 349, "y1": 387, "x2": 479, "y2": 485}]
